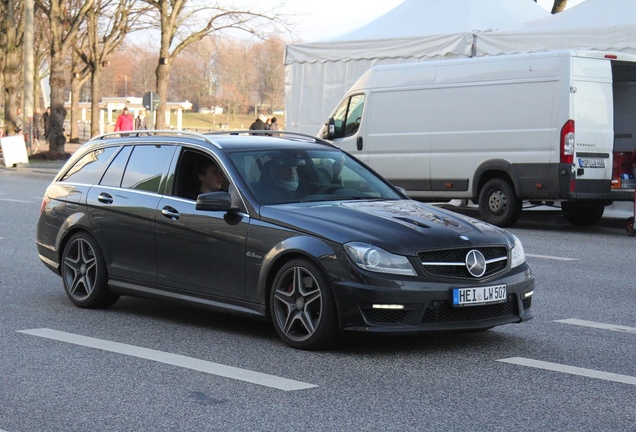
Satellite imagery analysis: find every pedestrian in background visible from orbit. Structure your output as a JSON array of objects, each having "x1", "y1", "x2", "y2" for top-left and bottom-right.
[
  {"x1": 114, "y1": 107, "x2": 134, "y2": 132},
  {"x1": 135, "y1": 109, "x2": 149, "y2": 131},
  {"x1": 43, "y1": 107, "x2": 50, "y2": 141},
  {"x1": 33, "y1": 108, "x2": 44, "y2": 141},
  {"x1": 249, "y1": 114, "x2": 269, "y2": 132}
]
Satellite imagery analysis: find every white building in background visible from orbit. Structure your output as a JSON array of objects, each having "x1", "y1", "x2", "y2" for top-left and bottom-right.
[{"x1": 65, "y1": 96, "x2": 193, "y2": 134}]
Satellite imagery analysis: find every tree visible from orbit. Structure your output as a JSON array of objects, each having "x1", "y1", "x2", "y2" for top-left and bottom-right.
[
  {"x1": 252, "y1": 37, "x2": 285, "y2": 114},
  {"x1": 36, "y1": 0, "x2": 95, "y2": 156},
  {"x1": 534, "y1": 0, "x2": 568, "y2": 14},
  {"x1": 1, "y1": 0, "x2": 25, "y2": 136},
  {"x1": 139, "y1": 0, "x2": 286, "y2": 129},
  {"x1": 75, "y1": 0, "x2": 143, "y2": 137},
  {"x1": 550, "y1": 0, "x2": 568, "y2": 14}
]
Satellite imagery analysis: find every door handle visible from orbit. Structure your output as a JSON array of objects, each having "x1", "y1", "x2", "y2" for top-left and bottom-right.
[
  {"x1": 356, "y1": 136, "x2": 363, "y2": 151},
  {"x1": 161, "y1": 206, "x2": 180, "y2": 221},
  {"x1": 97, "y1": 193, "x2": 113, "y2": 204}
]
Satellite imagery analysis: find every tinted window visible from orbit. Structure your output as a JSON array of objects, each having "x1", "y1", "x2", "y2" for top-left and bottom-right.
[
  {"x1": 173, "y1": 150, "x2": 227, "y2": 200},
  {"x1": 60, "y1": 147, "x2": 119, "y2": 184},
  {"x1": 100, "y1": 146, "x2": 132, "y2": 187},
  {"x1": 121, "y1": 145, "x2": 175, "y2": 193}
]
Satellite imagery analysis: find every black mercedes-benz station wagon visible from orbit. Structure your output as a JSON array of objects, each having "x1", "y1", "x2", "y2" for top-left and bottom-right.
[{"x1": 36, "y1": 131, "x2": 534, "y2": 349}]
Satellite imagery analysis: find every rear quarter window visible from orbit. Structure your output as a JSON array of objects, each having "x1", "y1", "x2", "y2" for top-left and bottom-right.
[{"x1": 60, "y1": 146, "x2": 120, "y2": 184}]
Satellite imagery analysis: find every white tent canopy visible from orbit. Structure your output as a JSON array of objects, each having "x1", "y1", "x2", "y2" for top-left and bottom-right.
[
  {"x1": 477, "y1": 0, "x2": 636, "y2": 56},
  {"x1": 284, "y1": 0, "x2": 549, "y2": 134}
]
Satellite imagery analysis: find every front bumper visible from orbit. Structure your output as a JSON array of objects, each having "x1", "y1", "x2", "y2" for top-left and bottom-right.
[{"x1": 331, "y1": 264, "x2": 534, "y2": 334}]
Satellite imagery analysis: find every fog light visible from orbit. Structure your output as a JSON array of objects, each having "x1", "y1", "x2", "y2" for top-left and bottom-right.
[
  {"x1": 372, "y1": 304, "x2": 405, "y2": 310},
  {"x1": 523, "y1": 291, "x2": 534, "y2": 298}
]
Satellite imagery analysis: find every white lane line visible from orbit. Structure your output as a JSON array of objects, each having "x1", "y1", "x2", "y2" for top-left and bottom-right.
[
  {"x1": 526, "y1": 253, "x2": 578, "y2": 261},
  {"x1": 0, "y1": 197, "x2": 31, "y2": 203},
  {"x1": 19, "y1": 328, "x2": 317, "y2": 391},
  {"x1": 555, "y1": 318, "x2": 636, "y2": 334},
  {"x1": 498, "y1": 357, "x2": 636, "y2": 386}
]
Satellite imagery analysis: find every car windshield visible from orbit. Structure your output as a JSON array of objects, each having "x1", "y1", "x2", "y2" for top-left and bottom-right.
[{"x1": 227, "y1": 148, "x2": 402, "y2": 205}]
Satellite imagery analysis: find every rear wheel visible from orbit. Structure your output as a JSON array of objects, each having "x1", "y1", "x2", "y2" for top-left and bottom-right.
[
  {"x1": 562, "y1": 204, "x2": 604, "y2": 227},
  {"x1": 478, "y1": 178, "x2": 522, "y2": 227},
  {"x1": 270, "y1": 258, "x2": 340, "y2": 350},
  {"x1": 61, "y1": 232, "x2": 119, "y2": 308}
]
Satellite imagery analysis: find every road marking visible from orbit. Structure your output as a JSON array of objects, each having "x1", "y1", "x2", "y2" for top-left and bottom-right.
[
  {"x1": 19, "y1": 328, "x2": 317, "y2": 391},
  {"x1": 555, "y1": 318, "x2": 636, "y2": 334},
  {"x1": 498, "y1": 357, "x2": 636, "y2": 386},
  {"x1": 526, "y1": 253, "x2": 578, "y2": 261},
  {"x1": 0, "y1": 197, "x2": 31, "y2": 203}
]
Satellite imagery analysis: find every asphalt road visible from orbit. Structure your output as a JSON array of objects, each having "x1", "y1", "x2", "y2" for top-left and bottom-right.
[{"x1": 1, "y1": 168, "x2": 634, "y2": 432}]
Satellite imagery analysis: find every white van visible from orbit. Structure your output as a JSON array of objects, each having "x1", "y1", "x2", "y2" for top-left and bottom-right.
[{"x1": 319, "y1": 50, "x2": 636, "y2": 227}]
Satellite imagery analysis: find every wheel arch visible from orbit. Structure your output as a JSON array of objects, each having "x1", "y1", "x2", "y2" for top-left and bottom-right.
[
  {"x1": 55, "y1": 214, "x2": 101, "y2": 274},
  {"x1": 257, "y1": 236, "x2": 341, "y2": 318},
  {"x1": 473, "y1": 159, "x2": 522, "y2": 199}
]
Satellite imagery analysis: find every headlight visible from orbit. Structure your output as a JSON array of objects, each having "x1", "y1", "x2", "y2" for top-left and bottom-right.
[
  {"x1": 344, "y1": 242, "x2": 416, "y2": 276},
  {"x1": 510, "y1": 235, "x2": 527, "y2": 269}
]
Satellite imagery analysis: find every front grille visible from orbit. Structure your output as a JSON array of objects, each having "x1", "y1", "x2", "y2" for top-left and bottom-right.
[
  {"x1": 361, "y1": 308, "x2": 408, "y2": 325},
  {"x1": 419, "y1": 246, "x2": 508, "y2": 279},
  {"x1": 420, "y1": 295, "x2": 517, "y2": 324}
]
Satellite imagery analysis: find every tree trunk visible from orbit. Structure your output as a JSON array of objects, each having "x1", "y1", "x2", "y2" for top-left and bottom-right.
[
  {"x1": 91, "y1": 66, "x2": 103, "y2": 137},
  {"x1": 551, "y1": 0, "x2": 568, "y2": 14},
  {"x1": 48, "y1": 56, "x2": 68, "y2": 155},
  {"x1": 154, "y1": 61, "x2": 170, "y2": 129},
  {"x1": 69, "y1": 74, "x2": 81, "y2": 143},
  {"x1": 2, "y1": 0, "x2": 21, "y2": 136}
]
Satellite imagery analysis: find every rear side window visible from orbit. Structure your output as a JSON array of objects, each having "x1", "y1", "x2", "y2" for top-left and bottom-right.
[
  {"x1": 120, "y1": 145, "x2": 175, "y2": 193},
  {"x1": 100, "y1": 146, "x2": 133, "y2": 187},
  {"x1": 60, "y1": 146, "x2": 120, "y2": 184}
]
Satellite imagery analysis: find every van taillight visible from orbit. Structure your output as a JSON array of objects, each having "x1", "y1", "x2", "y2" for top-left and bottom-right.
[{"x1": 560, "y1": 120, "x2": 575, "y2": 164}]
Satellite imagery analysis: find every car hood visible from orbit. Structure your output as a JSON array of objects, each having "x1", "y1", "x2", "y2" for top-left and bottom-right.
[{"x1": 259, "y1": 200, "x2": 514, "y2": 255}]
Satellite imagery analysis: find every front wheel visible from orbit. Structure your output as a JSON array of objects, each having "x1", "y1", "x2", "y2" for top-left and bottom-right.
[
  {"x1": 61, "y1": 232, "x2": 119, "y2": 308},
  {"x1": 270, "y1": 258, "x2": 340, "y2": 350},
  {"x1": 478, "y1": 178, "x2": 522, "y2": 227},
  {"x1": 562, "y1": 204, "x2": 604, "y2": 227}
]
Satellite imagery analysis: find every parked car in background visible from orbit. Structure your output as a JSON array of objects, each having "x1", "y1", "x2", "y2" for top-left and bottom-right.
[{"x1": 36, "y1": 131, "x2": 535, "y2": 350}]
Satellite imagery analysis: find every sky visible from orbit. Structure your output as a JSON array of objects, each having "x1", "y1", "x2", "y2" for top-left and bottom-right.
[{"x1": 276, "y1": 0, "x2": 586, "y2": 42}]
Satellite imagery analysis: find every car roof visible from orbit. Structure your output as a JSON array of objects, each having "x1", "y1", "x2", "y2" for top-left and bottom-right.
[{"x1": 86, "y1": 130, "x2": 339, "y2": 152}]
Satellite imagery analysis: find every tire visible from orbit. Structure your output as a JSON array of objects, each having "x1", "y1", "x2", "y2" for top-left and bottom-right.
[
  {"x1": 562, "y1": 204, "x2": 604, "y2": 227},
  {"x1": 61, "y1": 232, "x2": 119, "y2": 308},
  {"x1": 625, "y1": 217, "x2": 634, "y2": 236},
  {"x1": 270, "y1": 258, "x2": 340, "y2": 350},
  {"x1": 478, "y1": 178, "x2": 522, "y2": 227}
]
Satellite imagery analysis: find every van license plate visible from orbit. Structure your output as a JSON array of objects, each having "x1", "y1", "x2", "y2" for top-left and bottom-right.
[
  {"x1": 579, "y1": 158, "x2": 605, "y2": 168},
  {"x1": 452, "y1": 285, "x2": 507, "y2": 307}
]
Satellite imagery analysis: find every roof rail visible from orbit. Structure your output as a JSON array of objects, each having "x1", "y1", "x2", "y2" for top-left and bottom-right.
[
  {"x1": 87, "y1": 129, "x2": 337, "y2": 148},
  {"x1": 89, "y1": 130, "x2": 211, "y2": 142},
  {"x1": 202, "y1": 129, "x2": 336, "y2": 147}
]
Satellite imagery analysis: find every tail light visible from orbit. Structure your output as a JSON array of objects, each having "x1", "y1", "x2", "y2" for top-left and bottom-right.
[
  {"x1": 40, "y1": 196, "x2": 50, "y2": 215},
  {"x1": 560, "y1": 120, "x2": 575, "y2": 164}
]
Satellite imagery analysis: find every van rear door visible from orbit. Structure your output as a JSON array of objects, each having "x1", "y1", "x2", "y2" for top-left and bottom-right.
[{"x1": 572, "y1": 57, "x2": 614, "y2": 182}]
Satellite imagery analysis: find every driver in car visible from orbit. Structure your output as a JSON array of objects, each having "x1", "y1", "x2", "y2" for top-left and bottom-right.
[{"x1": 266, "y1": 157, "x2": 344, "y2": 203}]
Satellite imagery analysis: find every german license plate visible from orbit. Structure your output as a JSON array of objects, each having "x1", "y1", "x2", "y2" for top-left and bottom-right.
[
  {"x1": 452, "y1": 285, "x2": 507, "y2": 307},
  {"x1": 578, "y1": 158, "x2": 605, "y2": 168}
]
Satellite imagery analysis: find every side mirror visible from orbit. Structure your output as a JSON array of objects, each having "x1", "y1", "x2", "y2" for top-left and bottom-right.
[
  {"x1": 327, "y1": 117, "x2": 336, "y2": 140},
  {"x1": 195, "y1": 191, "x2": 236, "y2": 212}
]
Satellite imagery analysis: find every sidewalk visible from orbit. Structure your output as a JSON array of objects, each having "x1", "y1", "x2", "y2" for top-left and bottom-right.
[{"x1": 1, "y1": 139, "x2": 84, "y2": 176}]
